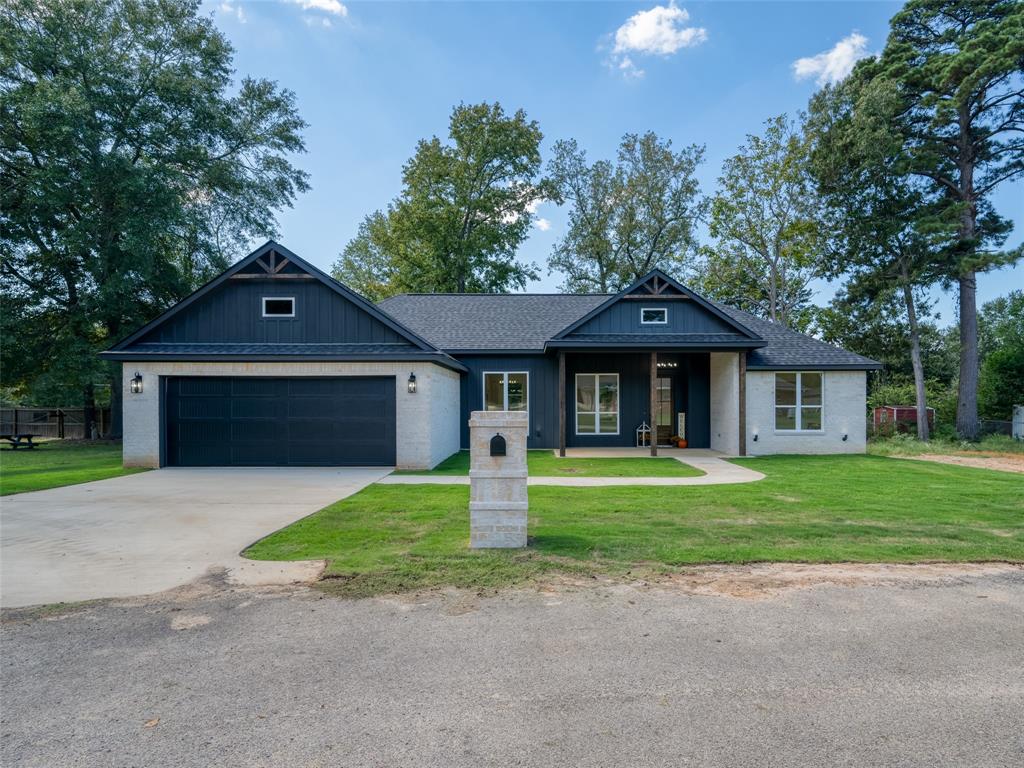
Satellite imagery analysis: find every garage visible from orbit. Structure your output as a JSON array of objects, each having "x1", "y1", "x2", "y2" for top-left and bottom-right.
[{"x1": 165, "y1": 376, "x2": 396, "y2": 467}]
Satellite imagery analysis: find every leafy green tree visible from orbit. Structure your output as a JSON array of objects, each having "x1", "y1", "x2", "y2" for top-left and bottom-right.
[
  {"x1": 333, "y1": 211, "x2": 402, "y2": 302},
  {"x1": 857, "y1": 0, "x2": 1024, "y2": 438},
  {"x1": 1, "y1": 0, "x2": 309, "y2": 435},
  {"x1": 335, "y1": 102, "x2": 548, "y2": 297},
  {"x1": 807, "y1": 81, "x2": 955, "y2": 440},
  {"x1": 546, "y1": 133, "x2": 705, "y2": 292},
  {"x1": 978, "y1": 290, "x2": 1024, "y2": 359},
  {"x1": 979, "y1": 346, "x2": 1024, "y2": 420},
  {"x1": 978, "y1": 289, "x2": 1024, "y2": 420},
  {"x1": 696, "y1": 115, "x2": 820, "y2": 328}
]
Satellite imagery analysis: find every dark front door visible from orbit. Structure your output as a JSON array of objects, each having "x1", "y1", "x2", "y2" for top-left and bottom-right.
[{"x1": 165, "y1": 376, "x2": 396, "y2": 466}]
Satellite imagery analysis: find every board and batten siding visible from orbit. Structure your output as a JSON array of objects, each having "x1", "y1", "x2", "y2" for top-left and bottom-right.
[
  {"x1": 566, "y1": 299, "x2": 738, "y2": 336},
  {"x1": 458, "y1": 354, "x2": 560, "y2": 450},
  {"x1": 138, "y1": 279, "x2": 411, "y2": 346},
  {"x1": 745, "y1": 369, "x2": 867, "y2": 454}
]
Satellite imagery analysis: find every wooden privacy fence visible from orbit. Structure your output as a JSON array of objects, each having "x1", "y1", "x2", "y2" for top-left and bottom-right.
[{"x1": 0, "y1": 408, "x2": 112, "y2": 439}]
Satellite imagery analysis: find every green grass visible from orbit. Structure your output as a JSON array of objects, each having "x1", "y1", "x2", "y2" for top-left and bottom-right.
[
  {"x1": 870, "y1": 433, "x2": 1024, "y2": 457},
  {"x1": 246, "y1": 454, "x2": 1024, "y2": 597},
  {"x1": 0, "y1": 440, "x2": 146, "y2": 496},
  {"x1": 395, "y1": 449, "x2": 703, "y2": 477}
]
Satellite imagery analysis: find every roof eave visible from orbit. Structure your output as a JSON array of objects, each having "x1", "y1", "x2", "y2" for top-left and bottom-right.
[
  {"x1": 544, "y1": 340, "x2": 766, "y2": 351},
  {"x1": 746, "y1": 362, "x2": 883, "y2": 371},
  {"x1": 99, "y1": 350, "x2": 468, "y2": 373}
]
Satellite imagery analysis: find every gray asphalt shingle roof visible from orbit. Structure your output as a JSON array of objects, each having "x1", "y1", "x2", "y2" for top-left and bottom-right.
[
  {"x1": 378, "y1": 294, "x2": 608, "y2": 351},
  {"x1": 707, "y1": 302, "x2": 882, "y2": 370},
  {"x1": 378, "y1": 293, "x2": 881, "y2": 370}
]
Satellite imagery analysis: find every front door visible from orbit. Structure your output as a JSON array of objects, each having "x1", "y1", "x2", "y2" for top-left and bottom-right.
[{"x1": 656, "y1": 376, "x2": 674, "y2": 446}]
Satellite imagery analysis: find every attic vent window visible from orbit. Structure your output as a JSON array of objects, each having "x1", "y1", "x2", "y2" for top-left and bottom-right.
[
  {"x1": 262, "y1": 297, "x2": 295, "y2": 317},
  {"x1": 641, "y1": 307, "x2": 668, "y2": 325}
]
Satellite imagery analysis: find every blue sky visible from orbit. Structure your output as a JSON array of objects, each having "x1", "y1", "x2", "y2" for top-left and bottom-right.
[{"x1": 207, "y1": 1, "x2": 1022, "y2": 325}]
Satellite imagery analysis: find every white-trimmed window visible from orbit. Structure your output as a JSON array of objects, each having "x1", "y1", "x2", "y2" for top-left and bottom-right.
[
  {"x1": 483, "y1": 372, "x2": 528, "y2": 412},
  {"x1": 262, "y1": 297, "x2": 295, "y2": 317},
  {"x1": 576, "y1": 373, "x2": 619, "y2": 435},
  {"x1": 641, "y1": 307, "x2": 668, "y2": 324},
  {"x1": 775, "y1": 372, "x2": 823, "y2": 431}
]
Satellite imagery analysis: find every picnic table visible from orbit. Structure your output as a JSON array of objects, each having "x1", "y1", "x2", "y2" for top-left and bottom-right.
[{"x1": 1, "y1": 434, "x2": 39, "y2": 450}]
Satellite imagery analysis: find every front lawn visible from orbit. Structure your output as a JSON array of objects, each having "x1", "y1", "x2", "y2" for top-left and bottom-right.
[
  {"x1": 246, "y1": 454, "x2": 1024, "y2": 597},
  {"x1": 0, "y1": 441, "x2": 146, "y2": 496},
  {"x1": 396, "y1": 449, "x2": 703, "y2": 477}
]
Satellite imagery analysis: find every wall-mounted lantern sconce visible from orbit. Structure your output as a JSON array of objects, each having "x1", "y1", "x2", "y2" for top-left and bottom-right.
[
  {"x1": 130, "y1": 372, "x2": 144, "y2": 394},
  {"x1": 407, "y1": 372, "x2": 417, "y2": 394},
  {"x1": 842, "y1": 432, "x2": 849, "y2": 442},
  {"x1": 752, "y1": 428, "x2": 759, "y2": 442}
]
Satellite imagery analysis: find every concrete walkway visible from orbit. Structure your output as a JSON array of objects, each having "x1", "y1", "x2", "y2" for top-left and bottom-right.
[
  {"x1": 379, "y1": 452, "x2": 764, "y2": 487},
  {"x1": 0, "y1": 467, "x2": 388, "y2": 608}
]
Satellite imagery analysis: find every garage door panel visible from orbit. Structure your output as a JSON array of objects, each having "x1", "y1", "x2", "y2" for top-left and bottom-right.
[
  {"x1": 231, "y1": 399, "x2": 286, "y2": 420},
  {"x1": 176, "y1": 378, "x2": 232, "y2": 397},
  {"x1": 174, "y1": 421, "x2": 232, "y2": 443},
  {"x1": 231, "y1": 443, "x2": 287, "y2": 466},
  {"x1": 166, "y1": 376, "x2": 396, "y2": 466},
  {"x1": 175, "y1": 397, "x2": 231, "y2": 420},
  {"x1": 230, "y1": 379, "x2": 283, "y2": 397}
]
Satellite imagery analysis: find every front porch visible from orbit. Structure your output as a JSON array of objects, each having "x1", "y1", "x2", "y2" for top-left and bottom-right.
[
  {"x1": 555, "y1": 446, "x2": 732, "y2": 459},
  {"x1": 555, "y1": 350, "x2": 747, "y2": 458}
]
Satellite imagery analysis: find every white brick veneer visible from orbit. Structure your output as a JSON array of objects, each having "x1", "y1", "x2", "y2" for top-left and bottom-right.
[
  {"x1": 121, "y1": 361, "x2": 460, "y2": 470},
  {"x1": 745, "y1": 370, "x2": 867, "y2": 455},
  {"x1": 709, "y1": 352, "x2": 740, "y2": 455}
]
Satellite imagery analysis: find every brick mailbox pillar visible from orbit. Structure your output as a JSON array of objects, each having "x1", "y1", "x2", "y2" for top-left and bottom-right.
[{"x1": 468, "y1": 410, "x2": 528, "y2": 548}]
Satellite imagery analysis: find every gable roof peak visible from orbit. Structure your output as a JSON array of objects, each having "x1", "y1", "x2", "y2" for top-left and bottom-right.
[{"x1": 105, "y1": 241, "x2": 442, "y2": 355}]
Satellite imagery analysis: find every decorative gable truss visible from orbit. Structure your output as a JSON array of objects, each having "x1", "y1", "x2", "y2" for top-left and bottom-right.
[{"x1": 545, "y1": 270, "x2": 765, "y2": 350}]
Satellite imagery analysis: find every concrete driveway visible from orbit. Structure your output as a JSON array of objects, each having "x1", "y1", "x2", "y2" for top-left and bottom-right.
[{"x1": 0, "y1": 467, "x2": 388, "y2": 608}]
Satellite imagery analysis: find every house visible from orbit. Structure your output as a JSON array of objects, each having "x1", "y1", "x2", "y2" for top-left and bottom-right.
[{"x1": 103, "y1": 242, "x2": 881, "y2": 469}]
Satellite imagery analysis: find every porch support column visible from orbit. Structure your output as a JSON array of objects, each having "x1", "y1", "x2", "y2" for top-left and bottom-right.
[
  {"x1": 558, "y1": 350, "x2": 566, "y2": 458},
  {"x1": 649, "y1": 351, "x2": 658, "y2": 457},
  {"x1": 738, "y1": 351, "x2": 747, "y2": 456}
]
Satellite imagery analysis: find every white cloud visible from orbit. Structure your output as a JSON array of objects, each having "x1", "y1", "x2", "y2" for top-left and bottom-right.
[
  {"x1": 535, "y1": 218, "x2": 552, "y2": 232},
  {"x1": 289, "y1": 0, "x2": 347, "y2": 16},
  {"x1": 303, "y1": 14, "x2": 333, "y2": 27},
  {"x1": 793, "y1": 32, "x2": 869, "y2": 86},
  {"x1": 608, "y1": 2, "x2": 707, "y2": 77},
  {"x1": 218, "y1": 2, "x2": 245, "y2": 23}
]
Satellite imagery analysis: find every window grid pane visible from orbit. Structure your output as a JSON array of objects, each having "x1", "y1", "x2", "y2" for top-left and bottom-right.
[
  {"x1": 801, "y1": 373, "x2": 822, "y2": 406},
  {"x1": 576, "y1": 374, "x2": 619, "y2": 434},
  {"x1": 507, "y1": 373, "x2": 527, "y2": 412},
  {"x1": 484, "y1": 373, "x2": 504, "y2": 411},
  {"x1": 775, "y1": 373, "x2": 797, "y2": 406},
  {"x1": 801, "y1": 407, "x2": 822, "y2": 431},
  {"x1": 775, "y1": 372, "x2": 823, "y2": 431}
]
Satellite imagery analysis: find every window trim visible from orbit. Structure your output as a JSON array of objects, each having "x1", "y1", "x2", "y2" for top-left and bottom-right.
[
  {"x1": 640, "y1": 307, "x2": 668, "y2": 325},
  {"x1": 774, "y1": 371, "x2": 825, "y2": 433},
  {"x1": 261, "y1": 296, "x2": 295, "y2": 318},
  {"x1": 574, "y1": 372, "x2": 620, "y2": 436},
  {"x1": 482, "y1": 371, "x2": 529, "y2": 414}
]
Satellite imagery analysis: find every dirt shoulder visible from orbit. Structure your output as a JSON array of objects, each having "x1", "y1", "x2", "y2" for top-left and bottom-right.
[{"x1": 903, "y1": 453, "x2": 1024, "y2": 474}]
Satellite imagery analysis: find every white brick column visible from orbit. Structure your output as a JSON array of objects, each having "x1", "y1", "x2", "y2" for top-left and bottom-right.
[{"x1": 468, "y1": 410, "x2": 528, "y2": 548}]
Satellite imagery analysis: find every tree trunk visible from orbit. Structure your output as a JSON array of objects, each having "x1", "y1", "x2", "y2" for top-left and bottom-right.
[
  {"x1": 83, "y1": 383, "x2": 96, "y2": 440},
  {"x1": 901, "y1": 281, "x2": 929, "y2": 442},
  {"x1": 956, "y1": 271, "x2": 980, "y2": 440},
  {"x1": 108, "y1": 367, "x2": 123, "y2": 440},
  {"x1": 955, "y1": 106, "x2": 979, "y2": 440}
]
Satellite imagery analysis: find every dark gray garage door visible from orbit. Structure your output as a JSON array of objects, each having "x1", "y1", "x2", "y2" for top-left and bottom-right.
[{"x1": 165, "y1": 377, "x2": 396, "y2": 466}]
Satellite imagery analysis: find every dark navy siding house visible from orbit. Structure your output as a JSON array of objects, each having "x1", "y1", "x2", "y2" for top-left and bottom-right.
[{"x1": 104, "y1": 242, "x2": 880, "y2": 469}]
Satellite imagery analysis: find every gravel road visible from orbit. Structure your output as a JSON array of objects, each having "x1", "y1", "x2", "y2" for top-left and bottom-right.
[{"x1": 2, "y1": 566, "x2": 1022, "y2": 767}]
